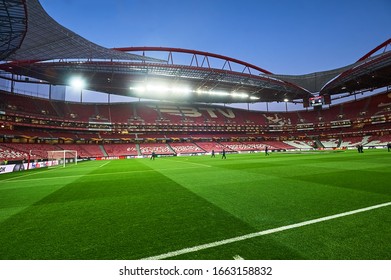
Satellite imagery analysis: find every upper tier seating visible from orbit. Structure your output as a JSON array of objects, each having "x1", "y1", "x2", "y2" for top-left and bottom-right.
[{"x1": 365, "y1": 92, "x2": 391, "y2": 117}]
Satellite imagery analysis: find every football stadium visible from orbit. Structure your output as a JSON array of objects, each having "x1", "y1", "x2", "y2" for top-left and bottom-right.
[{"x1": 0, "y1": 0, "x2": 391, "y2": 263}]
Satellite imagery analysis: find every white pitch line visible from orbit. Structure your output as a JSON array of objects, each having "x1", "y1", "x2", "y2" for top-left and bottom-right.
[
  {"x1": 141, "y1": 201, "x2": 391, "y2": 260},
  {"x1": 99, "y1": 161, "x2": 111, "y2": 168},
  {"x1": 233, "y1": 255, "x2": 244, "y2": 260}
]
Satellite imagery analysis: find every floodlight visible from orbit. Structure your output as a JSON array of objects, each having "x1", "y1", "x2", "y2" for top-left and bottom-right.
[
  {"x1": 147, "y1": 84, "x2": 169, "y2": 93},
  {"x1": 284, "y1": 98, "x2": 289, "y2": 102},
  {"x1": 70, "y1": 77, "x2": 85, "y2": 89},
  {"x1": 196, "y1": 89, "x2": 208, "y2": 95},
  {"x1": 130, "y1": 85, "x2": 146, "y2": 93},
  {"x1": 131, "y1": 82, "x2": 193, "y2": 99}
]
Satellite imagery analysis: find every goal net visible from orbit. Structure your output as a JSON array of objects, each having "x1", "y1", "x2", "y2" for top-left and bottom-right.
[{"x1": 47, "y1": 150, "x2": 78, "y2": 168}]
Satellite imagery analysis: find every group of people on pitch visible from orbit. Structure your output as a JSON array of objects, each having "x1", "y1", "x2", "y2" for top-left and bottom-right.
[{"x1": 211, "y1": 149, "x2": 226, "y2": 159}]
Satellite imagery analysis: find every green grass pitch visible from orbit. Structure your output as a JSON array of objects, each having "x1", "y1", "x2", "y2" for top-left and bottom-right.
[{"x1": 0, "y1": 149, "x2": 390, "y2": 260}]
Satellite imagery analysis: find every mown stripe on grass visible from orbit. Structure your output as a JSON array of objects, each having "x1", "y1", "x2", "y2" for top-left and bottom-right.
[
  {"x1": 0, "y1": 167, "x2": 58, "y2": 183},
  {"x1": 0, "y1": 166, "x2": 209, "y2": 185},
  {"x1": 0, "y1": 164, "x2": 257, "y2": 259},
  {"x1": 141, "y1": 201, "x2": 391, "y2": 260},
  {"x1": 161, "y1": 158, "x2": 212, "y2": 168}
]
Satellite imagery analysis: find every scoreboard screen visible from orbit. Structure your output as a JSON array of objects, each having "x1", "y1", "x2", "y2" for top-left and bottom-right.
[{"x1": 309, "y1": 96, "x2": 324, "y2": 107}]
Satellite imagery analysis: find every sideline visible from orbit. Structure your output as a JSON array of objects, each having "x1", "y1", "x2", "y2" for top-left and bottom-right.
[
  {"x1": 0, "y1": 167, "x2": 58, "y2": 183},
  {"x1": 142, "y1": 201, "x2": 391, "y2": 260}
]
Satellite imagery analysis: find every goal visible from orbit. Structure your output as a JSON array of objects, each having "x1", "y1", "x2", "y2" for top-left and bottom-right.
[{"x1": 47, "y1": 150, "x2": 78, "y2": 167}]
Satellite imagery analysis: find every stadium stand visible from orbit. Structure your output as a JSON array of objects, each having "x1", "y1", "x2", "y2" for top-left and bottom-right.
[
  {"x1": 56, "y1": 144, "x2": 104, "y2": 158},
  {"x1": 1, "y1": 89, "x2": 391, "y2": 161},
  {"x1": 220, "y1": 142, "x2": 254, "y2": 152},
  {"x1": 194, "y1": 141, "x2": 230, "y2": 153},
  {"x1": 283, "y1": 140, "x2": 314, "y2": 149},
  {"x1": 168, "y1": 142, "x2": 204, "y2": 154},
  {"x1": 365, "y1": 135, "x2": 391, "y2": 147},
  {"x1": 261, "y1": 141, "x2": 296, "y2": 150},
  {"x1": 241, "y1": 141, "x2": 267, "y2": 151},
  {"x1": 103, "y1": 143, "x2": 139, "y2": 157},
  {"x1": 138, "y1": 143, "x2": 175, "y2": 156},
  {"x1": 320, "y1": 138, "x2": 340, "y2": 149},
  {"x1": 339, "y1": 136, "x2": 367, "y2": 148},
  {"x1": 107, "y1": 103, "x2": 135, "y2": 123},
  {"x1": 0, "y1": 144, "x2": 27, "y2": 160},
  {"x1": 0, "y1": 143, "x2": 53, "y2": 160}
]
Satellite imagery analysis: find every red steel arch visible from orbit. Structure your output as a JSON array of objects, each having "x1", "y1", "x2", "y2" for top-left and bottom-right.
[
  {"x1": 112, "y1": 46, "x2": 273, "y2": 75},
  {"x1": 357, "y1": 38, "x2": 391, "y2": 62}
]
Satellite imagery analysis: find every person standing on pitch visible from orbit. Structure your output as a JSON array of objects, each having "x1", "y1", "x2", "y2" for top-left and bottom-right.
[
  {"x1": 221, "y1": 149, "x2": 226, "y2": 159},
  {"x1": 265, "y1": 146, "x2": 269, "y2": 156},
  {"x1": 211, "y1": 149, "x2": 215, "y2": 157}
]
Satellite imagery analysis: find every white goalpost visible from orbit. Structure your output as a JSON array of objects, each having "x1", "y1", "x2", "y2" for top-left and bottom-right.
[{"x1": 47, "y1": 150, "x2": 78, "y2": 168}]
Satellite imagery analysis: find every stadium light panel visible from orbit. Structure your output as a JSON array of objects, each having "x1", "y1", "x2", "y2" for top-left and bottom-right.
[
  {"x1": 130, "y1": 83, "x2": 193, "y2": 98},
  {"x1": 172, "y1": 86, "x2": 191, "y2": 94},
  {"x1": 211, "y1": 91, "x2": 230, "y2": 96},
  {"x1": 131, "y1": 83, "x2": 257, "y2": 101},
  {"x1": 195, "y1": 89, "x2": 205, "y2": 95},
  {"x1": 231, "y1": 92, "x2": 249, "y2": 98}
]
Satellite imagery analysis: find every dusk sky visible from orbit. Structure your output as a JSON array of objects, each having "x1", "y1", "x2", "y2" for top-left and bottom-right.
[
  {"x1": 39, "y1": 0, "x2": 390, "y2": 75},
  {"x1": 36, "y1": 0, "x2": 391, "y2": 110}
]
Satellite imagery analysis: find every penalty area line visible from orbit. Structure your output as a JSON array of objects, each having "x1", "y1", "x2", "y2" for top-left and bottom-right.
[{"x1": 141, "y1": 201, "x2": 391, "y2": 260}]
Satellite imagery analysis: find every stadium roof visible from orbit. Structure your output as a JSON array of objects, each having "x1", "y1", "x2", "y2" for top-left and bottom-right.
[
  {"x1": 0, "y1": 0, "x2": 26, "y2": 61},
  {"x1": 0, "y1": 0, "x2": 390, "y2": 104},
  {"x1": 0, "y1": 0, "x2": 161, "y2": 62}
]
